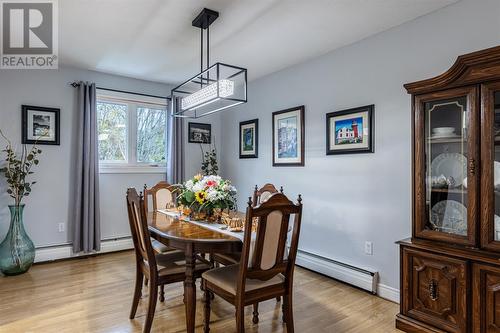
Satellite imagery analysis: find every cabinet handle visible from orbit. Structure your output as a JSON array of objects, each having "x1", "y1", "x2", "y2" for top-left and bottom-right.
[
  {"x1": 429, "y1": 280, "x2": 439, "y2": 301},
  {"x1": 469, "y1": 158, "x2": 476, "y2": 176}
]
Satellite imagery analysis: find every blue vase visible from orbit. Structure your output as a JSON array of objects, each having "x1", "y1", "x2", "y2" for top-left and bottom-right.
[{"x1": 0, "y1": 205, "x2": 35, "y2": 276}]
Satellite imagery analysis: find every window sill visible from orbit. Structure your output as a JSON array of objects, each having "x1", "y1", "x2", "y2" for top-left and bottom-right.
[{"x1": 99, "y1": 166, "x2": 167, "y2": 174}]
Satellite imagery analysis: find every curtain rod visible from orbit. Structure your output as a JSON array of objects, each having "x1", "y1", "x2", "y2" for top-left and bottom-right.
[{"x1": 69, "y1": 82, "x2": 171, "y2": 100}]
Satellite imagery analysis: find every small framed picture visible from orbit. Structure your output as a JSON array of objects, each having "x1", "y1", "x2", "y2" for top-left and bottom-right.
[
  {"x1": 22, "y1": 105, "x2": 60, "y2": 145},
  {"x1": 239, "y1": 119, "x2": 258, "y2": 158},
  {"x1": 272, "y1": 106, "x2": 305, "y2": 166},
  {"x1": 188, "y1": 122, "x2": 211, "y2": 144},
  {"x1": 326, "y1": 105, "x2": 374, "y2": 155}
]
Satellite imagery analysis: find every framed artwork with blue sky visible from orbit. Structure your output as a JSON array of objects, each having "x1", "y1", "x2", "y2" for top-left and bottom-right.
[{"x1": 326, "y1": 105, "x2": 374, "y2": 155}]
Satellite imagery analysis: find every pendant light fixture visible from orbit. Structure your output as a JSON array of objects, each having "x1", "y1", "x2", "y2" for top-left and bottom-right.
[{"x1": 171, "y1": 8, "x2": 247, "y2": 118}]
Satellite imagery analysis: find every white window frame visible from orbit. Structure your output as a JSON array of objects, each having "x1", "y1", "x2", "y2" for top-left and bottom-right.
[{"x1": 97, "y1": 89, "x2": 168, "y2": 174}]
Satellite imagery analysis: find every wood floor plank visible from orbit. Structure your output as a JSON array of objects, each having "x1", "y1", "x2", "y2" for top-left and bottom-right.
[{"x1": 0, "y1": 251, "x2": 401, "y2": 333}]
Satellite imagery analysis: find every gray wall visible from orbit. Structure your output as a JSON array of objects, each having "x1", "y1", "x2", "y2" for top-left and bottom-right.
[
  {"x1": 0, "y1": 66, "x2": 221, "y2": 247},
  {"x1": 220, "y1": 0, "x2": 500, "y2": 290}
]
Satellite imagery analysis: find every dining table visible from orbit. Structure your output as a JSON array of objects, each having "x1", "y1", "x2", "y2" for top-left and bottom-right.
[{"x1": 147, "y1": 210, "x2": 244, "y2": 333}]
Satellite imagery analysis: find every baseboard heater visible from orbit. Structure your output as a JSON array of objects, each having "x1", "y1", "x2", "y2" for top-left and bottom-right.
[
  {"x1": 34, "y1": 237, "x2": 134, "y2": 263},
  {"x1": 295, "y1": 249, "x2": 379, "y2": 295}
]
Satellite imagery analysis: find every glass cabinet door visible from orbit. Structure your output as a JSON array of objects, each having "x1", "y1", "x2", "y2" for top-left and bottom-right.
[
  {"x1": 481, "y1": 82, "x2": 500, "y2": 252},
  {"x1": 414, "y1": 86, "x2": 478, "y2": 246}
]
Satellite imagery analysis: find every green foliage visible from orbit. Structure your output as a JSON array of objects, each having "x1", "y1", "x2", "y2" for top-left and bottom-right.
[
  {"x1": 201, "y1": 144, "x2": 218, "y2": 176},
  {"x1": 97, "y1": 102, "x2": 127, "y2": 162},
  {"x1": 0, "y1": 130, "x2": 42, "y2": 206},
  {"x1": 136, "y1": 107, "x2": 166, "y2": 164}
]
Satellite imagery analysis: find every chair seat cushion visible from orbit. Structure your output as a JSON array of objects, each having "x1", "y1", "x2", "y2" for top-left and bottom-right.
[
  {"x1": 155, "y1": 251, "x2": 210, "y2": 276},
  {"x1": 213, "y1": 252, "x2": 241, "y2": 265},
  {"x1": 202, "y1": 264, "x2": 284, "y2": 295},
  {"x1": 151, "y1": 238, "x2": 173, "y2": 253}
]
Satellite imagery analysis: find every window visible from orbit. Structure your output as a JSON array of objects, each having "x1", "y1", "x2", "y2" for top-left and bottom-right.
[
  {"x1": 137, "y1": 107, "x2": 167, "y2": 164},
  {"x1": 97, "y1": 90, "x2": 168, "y2": 173}
]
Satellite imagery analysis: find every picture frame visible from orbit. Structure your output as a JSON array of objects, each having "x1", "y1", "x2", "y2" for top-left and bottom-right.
[
  {"x1": 188, "y1": 122, "x2": 211, "y2": 144},
  {"x1": 239, "y1": 119, "x2": 258, "y2": 158},
  {"x1": 272, "y1": 106, "x2": 305, "y2": 166},
  {"x1": 22, "y1": 105, "x2": 60, "y2": 145},
  {"x1": 326, "y1": 104, "x2": 374, "y2": 155}
]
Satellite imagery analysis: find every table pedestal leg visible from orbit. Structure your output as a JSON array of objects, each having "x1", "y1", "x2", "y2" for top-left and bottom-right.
[{"x1": 184, "y1": 244, "x2": 196, "y2": 333}]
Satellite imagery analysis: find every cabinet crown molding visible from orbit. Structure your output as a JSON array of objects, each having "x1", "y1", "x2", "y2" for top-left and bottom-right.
[{"x1": 405, "y1": 45, "x2": 500, "y2": 95}]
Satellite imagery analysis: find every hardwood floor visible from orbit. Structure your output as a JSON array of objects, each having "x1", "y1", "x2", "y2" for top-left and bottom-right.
[{"x1": 0, "y1": 251, "x2": 401, "y2": 333}]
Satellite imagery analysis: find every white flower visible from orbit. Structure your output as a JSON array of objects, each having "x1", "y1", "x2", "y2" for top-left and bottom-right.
[
  {"x1": 206, "y1": 189, "x2": 219, "y2": 202},
  {"x1": 192, "y1": 181, "x2": 204, "y2": 192},
  {"x1": 185, "y1": 180, "x2": 194, "y2": 191}
]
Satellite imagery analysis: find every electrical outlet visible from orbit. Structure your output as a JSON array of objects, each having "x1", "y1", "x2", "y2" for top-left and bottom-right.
[
  {"x1": 58, "y1": 223, "x2": 65, "y2": 233},
  {"x1": 364, "y1": 241, "x2": 373, "y2": 255}
]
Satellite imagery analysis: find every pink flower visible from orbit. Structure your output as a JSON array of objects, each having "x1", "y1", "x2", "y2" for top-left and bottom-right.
[{"x1": 206, "y1": 180, "x2": 216, "y2": 187}]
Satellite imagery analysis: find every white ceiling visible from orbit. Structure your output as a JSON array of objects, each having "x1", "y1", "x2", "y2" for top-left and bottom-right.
[{"x1": 59, "y1": 0, "x2": 458, "y2": 84}]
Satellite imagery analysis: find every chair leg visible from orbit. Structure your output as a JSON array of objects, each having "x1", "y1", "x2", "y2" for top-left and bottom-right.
[
  {"x1": 252, "y1": 303, "x2": 259, "y2": 324},
  {"x1": 276, "y1": 296, "x2": 281, "y2": 302},
  {"x1": 282, "y1": 300, "x2": 286, "y2": 323},
  {"x1": 203, "y1": 289, "x2": 211, "y2": 333},
  {"x1": 236, "y1": 305, "x2": 245, "y2": 333},
  {"x1": 284, "y1": 294, "x2": 294, "y2": 333},
  {"x1": 143, "y1": 282, "x2": 158, "y2": 333},
  {"x1": 159, "y1": 285, "x2": 165, "y2": 302},
  {"x1": 129, "y1": 269, "x2": 144, "y2": 319}
]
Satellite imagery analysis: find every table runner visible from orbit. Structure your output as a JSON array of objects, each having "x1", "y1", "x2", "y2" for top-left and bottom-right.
[{"x1": 157, "y1": 209, "x2": 251, "y2": 242}]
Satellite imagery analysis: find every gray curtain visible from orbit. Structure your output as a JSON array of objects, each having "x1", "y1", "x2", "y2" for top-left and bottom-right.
[
  {"x1": 73, "y1": 82, "x2": 100, "y2": 253},
  {"x1": 166, "y1": 97, "x2": 185, "y2": 184}
]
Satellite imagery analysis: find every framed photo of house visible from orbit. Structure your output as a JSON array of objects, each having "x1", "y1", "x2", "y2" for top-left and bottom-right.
[
  {"x1": 326, "y1": 105, "x2": 374, "y2": 155},
  {"x1": 239, "y1": 119, "x2": 258, "y2": 158},
  {"x1": 22, "y1": 105, "x2": 60, "y2": 145},
  {"x1": 188, "y1": 122, "x2": 211, "y2": 144},
  {"x1": 272, "y1": 106, "x2": 305, "y2": 166}
]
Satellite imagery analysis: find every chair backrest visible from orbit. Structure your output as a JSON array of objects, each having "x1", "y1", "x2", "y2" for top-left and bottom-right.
[
  {"x1": 126, "y1": 188, "x2": 156, "y2": 272},
  {"x1": 252, "y1": 183, "x2": 283, "y2": 207},
  {"x1": 144, "y1": 181, "x2": 176, "y2": 212},
  {"x1": 238, "y1": 192, "x2": 302, "y2": 292}
]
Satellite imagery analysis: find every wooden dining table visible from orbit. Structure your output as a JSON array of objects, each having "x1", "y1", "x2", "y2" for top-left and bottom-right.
[{"x1": 147, "y1": 211, "x2": 243, "y2": 333}]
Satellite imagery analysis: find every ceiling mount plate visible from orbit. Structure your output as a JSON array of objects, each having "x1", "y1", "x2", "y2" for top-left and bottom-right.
[{"x1": 192, "y1": 8, "x2": 219, "y2": 29}]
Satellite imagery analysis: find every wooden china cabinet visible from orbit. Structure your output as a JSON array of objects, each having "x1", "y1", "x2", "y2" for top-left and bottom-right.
[{"x1": 396, "y1": 46, "x2": 500, "y2": 333}]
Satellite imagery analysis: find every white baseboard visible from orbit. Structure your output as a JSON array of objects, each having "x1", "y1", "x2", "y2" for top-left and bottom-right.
[
  {"x1": 295, "y1": 249, "x2": 400, "y2": 303},
  {"x1": 378, "y1": 283, "x2": 400, "y2": 303},
  {"x1": 34, "y1": 238, "x2": 134, "y2": 263}
]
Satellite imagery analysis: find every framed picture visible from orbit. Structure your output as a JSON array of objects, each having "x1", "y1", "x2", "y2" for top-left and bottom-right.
[
  {"x1": 326, "y1": 104, "x2": 374, "y2": 155},
  {"x1": 188, "y1": 122, "x2": 211, "y2": 144},
  {"x1": 239, "y1": 119, "x2": 258, "y2": 158},
  {"x1": 22, "y1": 105, "x2": 60, "y2": 145},
  {"x1": 272, "y1": 106, "x2": 305, "y2": 166}
]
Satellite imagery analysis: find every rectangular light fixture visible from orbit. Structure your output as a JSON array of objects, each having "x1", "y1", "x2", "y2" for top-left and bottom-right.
[
  {"x1": 181, "y1": 79, "x2": 234, "y2": 110},
  {"x1": 171, "y1": 62, "x2": 247, "y2": 119}
]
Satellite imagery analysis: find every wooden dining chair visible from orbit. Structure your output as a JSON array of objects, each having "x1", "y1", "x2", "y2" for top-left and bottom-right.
[
  {"x1": 144, "y1": 182, "x2": 177, "y2": 255},
  {"x1": 202, "y1": 192, "x2": 303, "y2": 333},
  {"x1": 252, "y1": 183, "x2": 283, "y2": 207},
  {"x1": 126, "y1": 188, "x2": 210, "y2": 333},
  {"x1": 212, "y1": 184, "x2": 285, "y2": 267}
]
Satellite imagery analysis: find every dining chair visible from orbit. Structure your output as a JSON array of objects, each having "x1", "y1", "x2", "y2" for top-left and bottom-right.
[
  {"x1": 202, "y1": 192, "x2": 303, "y2": 333},
  {"x1": 126, "y1": 188, "x2": 210, "y2": 333},
  {"x1": 212, "y1": 184, "x2": 285, "y2": 267},
  {"x1": 144, "y1": 182, "x2": 177, "y2": 255},
  {"x1": 252, "y1": 183, "x2": 283, "y2": 207}
]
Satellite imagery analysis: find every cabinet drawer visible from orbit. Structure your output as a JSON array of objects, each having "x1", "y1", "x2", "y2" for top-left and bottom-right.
[
  {"x1": 402, "y1": 248, "x2": 469, "y2": 333},
  {"x1": 473, "y1": 264, "x2": 500, "y2": 332}
]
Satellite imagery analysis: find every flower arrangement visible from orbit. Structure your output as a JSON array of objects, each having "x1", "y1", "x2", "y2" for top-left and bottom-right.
[{"x1": 176, "y1": 174, "x2": 237, "y2": 219}]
